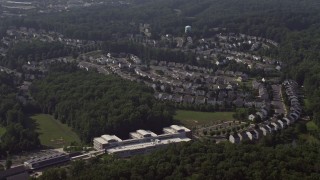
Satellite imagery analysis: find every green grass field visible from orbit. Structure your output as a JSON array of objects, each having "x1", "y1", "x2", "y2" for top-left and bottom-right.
[
  {"x1": 0, "y1": 126, "x2": 6, "y2": 137},
  {"x1": 174, "y1": 110, "x2": 235, "y2": 128},
  {"x1": 31, "y1": 114, "x2": 80, "y2": 148},
  {"x1": 299, "y1": 121, "x2": 320, "y2": 144},
  {"x1": 307, "y1": 121, "x2": 318, "y2": 131}
]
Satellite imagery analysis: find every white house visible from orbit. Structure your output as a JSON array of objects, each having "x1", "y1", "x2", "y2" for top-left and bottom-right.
[
  {"x1": 246, "y1": 131, "x2": 258, "y2": 140},
  {"x1": 229, "y1": 134, "x2": 240, "y2": 144},
  {"x1": 259, "y1": 126, "x2": 269, "y2": 136},
  {"x1": 282, "y1": 118, "x2": 291, "y2": 126},
  {"x1": 277, "y1": 119, "x2": 286, "y2": 129},
  {"x1": 248, "y1": 114, "x2": 256, "y2": 121},
  {"x1": 271, "y1": 122, "x2": 281, "y2": 131},
  {"x1": 266, "y1": 124, "x2": 275, "y2": 132}
]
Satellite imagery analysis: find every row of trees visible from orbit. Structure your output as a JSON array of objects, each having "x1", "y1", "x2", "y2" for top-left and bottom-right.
[{"x1": 30, "y1": 69, "x2": 175, "y2": 142}]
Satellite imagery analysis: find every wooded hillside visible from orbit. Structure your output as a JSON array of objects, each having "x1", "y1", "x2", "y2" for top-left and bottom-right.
[{"x1": 31, "y1": 70, "x2": 174, "y2": 142}]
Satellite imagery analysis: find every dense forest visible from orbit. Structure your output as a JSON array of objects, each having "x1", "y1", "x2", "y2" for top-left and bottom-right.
[
  {"x1": 30, "y1": 70, "x2": 174, "y2": 142},
  {"x1": 3, "y1": 41, "x2": 68, "y2": 67},
  {"x1": 0, "y1": 72, "x2": 40, "y2": 156},
  {"x1": 38, "y1": 128, "x2": 320, "y2": 180},
  {"x1": 3, "y1": 0, "x2": 319, "y2": 41}
]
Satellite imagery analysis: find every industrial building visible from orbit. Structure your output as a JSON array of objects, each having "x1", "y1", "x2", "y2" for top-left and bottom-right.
[
  {"x1": 93, "y1": 125, "x2": 192, "y2": 157},
  {"x1": 0, "y1": 165, "x2": 28, "y2": 180},
  {"x1": 24, "y1": 152, "x2": 70, "y2": 170}
]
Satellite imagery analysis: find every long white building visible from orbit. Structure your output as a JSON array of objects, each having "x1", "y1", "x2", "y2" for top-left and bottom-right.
[{"x1": 93, "y1": 125, "x2": 192, "y2": 157}]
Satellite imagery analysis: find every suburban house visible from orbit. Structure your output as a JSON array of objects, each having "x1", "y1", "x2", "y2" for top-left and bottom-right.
[
  {"x1": 195, "y1": 96, "x2": 206, "y2": 104},
  {"x1": 261, "y1": 108, "x2": 268, "y2": 117},
  {"x1": 229, "y1": 133, "x2": 241, "y2": 144},
  {"x1": 282, "y1": 118, "x2": 291, "y2": 126},
  {"x1": 253, "y1": 129, "x2": 263, "y2": 139},
  {"x1": 252, "y1": 80, "x2": 262, "y2": 90},
  {"x1": 233, "y1": 97, "x2": 244, "y2": 107},
  {"x1": 172, "y1": 94, "x2": 183, "y2": 103},
  {"x1": 246, "y1": 130, "x2": 258, "y2": 140},
  {"x1": 271, "y1": 122, "x2": 281, "y2": 131},
  {"x1": 248, "y1": 114, "x2": 256, "y2": 121},
  {"x1": 256, "y1": 112, "x2": 264, "y2": 120},
  {"x1": 266, "y1": 124, "x2": 275, "y2": 132},
  {"x1": 259, "y1": 86, "x2": 269, "y2": 100},
  {"x1": 238, "y1": 131, "x2": 250, "y2": 141},
  {"x1": 259, "y1": 126, "x2": 269, "y2": 136},
  {"x1": 277, "y1": 119, "x2": 286, "y2": 129},
  {"x1": 183, "y1": 95, "x2": 194, "y2": 104},
  {"x1": 207, "y1": 98, "x2": 216, "y2": 105}
]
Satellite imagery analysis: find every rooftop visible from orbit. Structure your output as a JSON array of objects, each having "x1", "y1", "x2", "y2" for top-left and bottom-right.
[
  {"x1": 25, "y1": 152, "x2": 68, "y2": 164},
  {"x1": 101, "y1": 134, "x2": 122, "y2": 143},
  {"x1": 94, "y1": 137, "x2": 108, "y2": 145},
  {"x1": 107, "y1": 137, "x2": 191, "y2": 153},
  {"x1": 170, "y1": 125, "x2": 191, "y2": 132}
]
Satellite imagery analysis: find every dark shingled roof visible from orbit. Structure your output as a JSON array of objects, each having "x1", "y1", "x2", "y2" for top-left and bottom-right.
[{"x1": 0, "y1": 165, "x2": 27, "y2": 179}]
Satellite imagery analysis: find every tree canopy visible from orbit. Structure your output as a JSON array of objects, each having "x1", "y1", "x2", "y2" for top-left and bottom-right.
[
  {"x1": 0, "y1": 72, "x2": 40, "y2": 156},
  {"x1": 31, "y1": 70, "x2": 174, "y2": 142}
]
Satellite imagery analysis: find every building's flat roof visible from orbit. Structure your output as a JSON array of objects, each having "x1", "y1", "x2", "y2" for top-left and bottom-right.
[
  {"x1": 170, "y1": 125, "x2": 191, "y2": 132},
  {"x1": 107, "y1": 138, "x2": 191, "y2": 153},
  {"x1": 130, "y1": 132, "x2": 141, "y2": 139},
  {"x1": 0, "y1": 165, "x2": 26, "y2": 179},
  {"x1": 136, "y1": 129, "x2": 157, "y2": 137},
  {"x1": 157, "y1": 133, "x2": 177, "y2": 140},
  {"x1": 25, "y1": 152, "x2": 68, "y2": 164},
  {"x1": 94, "y1": 137, "x2": 108, "y2": 145},
  {"x1": 163, "y1": 127, "x2": 177, "y2": 134},
  {"x1": 94, "y1": 125, "x2": 191, "y2": 151},
  {"x1": 101, "y1": 135, "x2": 122, "y2": 142}
]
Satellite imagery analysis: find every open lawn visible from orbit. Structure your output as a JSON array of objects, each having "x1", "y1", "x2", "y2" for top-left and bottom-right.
[
  {"x1": 307, "y1": 121, "x2": 318, "y2": 131},
  {"x1": 0, "y1": 126, "x2": 6, "y2": 137},
  {"x1": 30, "y1": 114, "x2": 80, "y2": 148},
  {"x1": 174, "y1": 110, "x2": 235, "y2": 128}
]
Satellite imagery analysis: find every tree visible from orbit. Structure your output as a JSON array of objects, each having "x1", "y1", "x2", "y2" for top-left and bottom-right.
[
  {"x1": 0, "y1": 164, "x2": 5, "y2": 171},
  {"x1": 5, "y1": 156, "x2": 12, "y2": 170}
]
